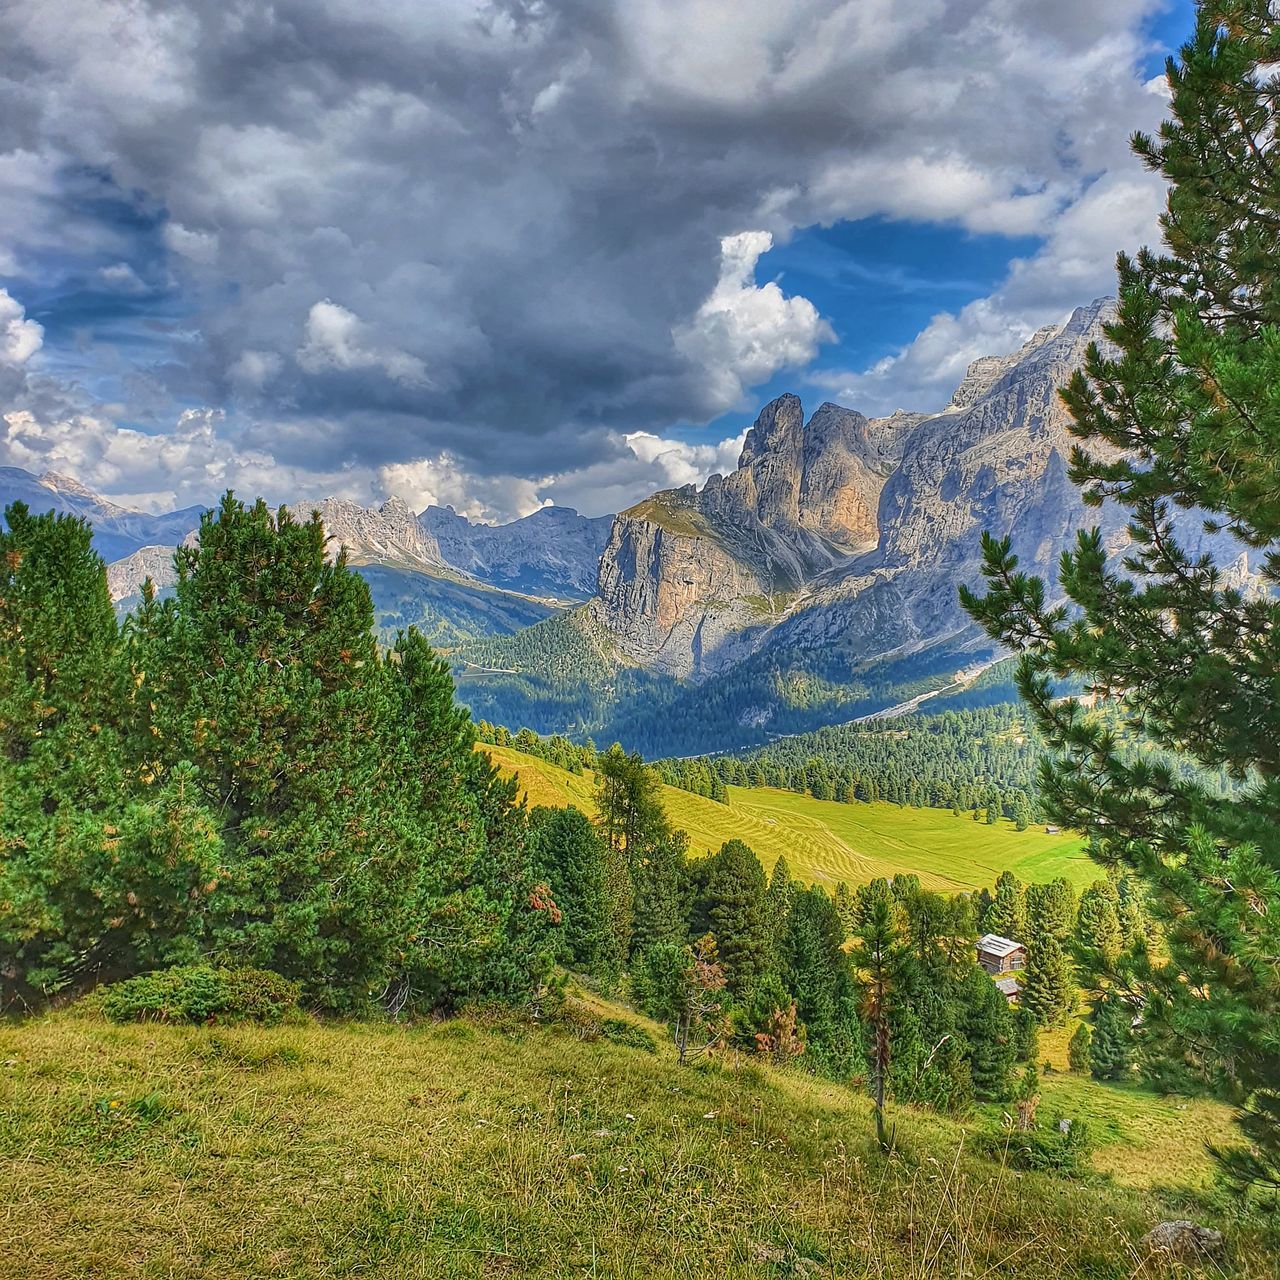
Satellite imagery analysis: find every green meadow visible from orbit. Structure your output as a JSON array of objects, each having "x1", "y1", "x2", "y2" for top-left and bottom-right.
[{"x1": 483, "y1": 744, "x2": 1092, "y2": 893}]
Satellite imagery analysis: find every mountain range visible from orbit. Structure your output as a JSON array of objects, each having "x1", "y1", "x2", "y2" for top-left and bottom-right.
[{"x1": 1, "y1": 297, "x2": 1252, "y2": 755}]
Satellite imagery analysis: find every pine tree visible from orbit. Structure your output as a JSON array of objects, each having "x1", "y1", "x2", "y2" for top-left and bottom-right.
[
  {"x1": 780, "y1": 885, "x2": 862, "y2": 1077},
  {"x1": 527, "y1": 806, "x2": 616, "y2": 978},
  {"x1": 595, "y1": 744, "x2": 670, "y2": 869},
  {"x1": 0, "y1": 507, "x2": 220, "y2": 1004},
  {"x1": 959, "y1": 964, "x2": 1016, "y2": 1101},
  {"x1": 1022, "y1": 935, "x2": 1075, "y2": 1027},
  {"x1": 631, "y1": 830, "x2": 689, "y2": 958},
  {"x1": 1076, "y1": 879, "x2": 1124, "y2": 974},
  {"x1": 1089, "y1": 996, "x2": 1134, "y2": 1082},
  {"x1": 961, "y1": 1, "x2": 1280, "y2": 1186},
  {"x1": 850, "y1": 879, "x2": 910, "y2": 1148},
  {"x1": 1013, "y1": 1005, "x2": 1040, "y2": 1064},
  {"x1": 1026, "y1": 878, "x2": 1077, "y2": 942},
  {"x1": 763, "y1": 856, "x2": 794, "y2": 969}
]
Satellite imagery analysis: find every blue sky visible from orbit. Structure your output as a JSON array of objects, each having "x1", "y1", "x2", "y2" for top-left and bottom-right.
[{"x1": 0, "y1": 0, "x2": 1195, "y2": 519}]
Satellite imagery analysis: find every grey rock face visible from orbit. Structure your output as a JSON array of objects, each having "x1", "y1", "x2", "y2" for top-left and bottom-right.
[
  {"x1": 420, "y1": 504, "x2": 612, "y2": 598},
  {"x1": 592, "y1": 392, "x2": 914, "y2": 675},
  {"x1": 586, "y1": 296, "x2": 1244, "y2": 681},
  {"x1": 292, "y1": 495, "x2": 446, "y2": 574}
]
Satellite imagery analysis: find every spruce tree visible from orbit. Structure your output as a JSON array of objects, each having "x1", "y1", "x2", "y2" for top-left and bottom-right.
[
  {"x1": 687, "y1": 840, "x2": 769, "y2": 998},
  {"x1": 1022, "y1": 935, "x2": 1075, "y2": 1027},
  {"x1": 985, "y1": 871, "x2": 1028, "y2": 940},
  {"x1": 959, "y1": 964, "x2": 1016, "y2": 1101},
  {"x1": 631, "y1": 829, "x2": 689, "y2": 958},
  {"x1": 850, "y1": 879, "x2": 910, "y2": 1148},
  {"x1": 1068, "y1": 1021, "x2": 1092, "y2": 1073},
  {"x1": 961, "y1": 1, "x2": 1280, "y2": 1185},
  {"x1": 1090, "y1": 996, "x2": 1134, "y2": 1082},
  {"x1": 780, "y1": 885, "x2": 862, "y2": 1077},
  {"x1": 1026, "y1": 878, "x2": 1077, "y2": 942},
  {"x1": 527, "y1": 806, "x2": 616, "y2": 978},
  {"x1": 0, "y1": 507, "x2": 220, "y2": 1004},
  {"x1": 1076, "y1": 879, "x2": 1124, "y2": 974}
]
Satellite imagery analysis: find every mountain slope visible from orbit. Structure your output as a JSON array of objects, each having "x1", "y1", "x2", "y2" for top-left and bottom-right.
[
  {"x1": 0, "y1": 467, "x2": 206, "y2": 561},
  {"x1": 459, "y1": 298, "x2": 1257, "y2": 753},
  {"x1": 482, "y1": 743, "x2": 1091, "y2": 891},
  {"x1": 421, "y1": 503, "x2": 612, "y2": 598},
  {"x1": 5, "y1": 1004, "x2": 1256, "y2": 1280}
]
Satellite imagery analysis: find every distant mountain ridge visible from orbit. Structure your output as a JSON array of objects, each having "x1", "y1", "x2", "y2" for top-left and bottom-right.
[
  {"x1": 456, "y1": 298, "x2": 1258, "y2": 754},
  {"x1": 0, "y1": 466, "x2": 208, "y2": 563},
  {"x1": 0, "y1": 469, "x2": 594, "y2": 646},
  {"x1": 420, "y1": 503, "x2": 612, "y2": 599}
]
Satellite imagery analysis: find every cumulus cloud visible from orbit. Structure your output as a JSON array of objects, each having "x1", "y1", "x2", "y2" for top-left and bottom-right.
[
  {"x1": 298, "y1": 300, "x2": 430, "y2": 387},
  {"x1": 0, "y1": 289, "x2": 43, "y2": 367},
  {"x1": 675, "y1": 232, "x2": 832, "y2": 414},
  {"x1": 0, "y1": 0, "x2": 1176, "y2": 514}
]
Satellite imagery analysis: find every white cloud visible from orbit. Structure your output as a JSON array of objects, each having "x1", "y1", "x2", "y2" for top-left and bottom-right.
[
  {"x1": 539, "y1": 429, "x2": 748, "y2": 518},
  {"x1": 297, "y1": 300, "x2": 430, "y2": 387},
  {"x1": 0, "y1": 289, "x2": 43, "y2": 367},
  {"x1": 0, "y1": 0, "x2": 1181, "y2": 513},
  {"x1": 162, "y1": 221, "x2": 218, "y2": 265},
  {"x1": 675, "y1": 231, "x2": 832, "y2": 414},
  {"x1": 377, "y1": 454, "x2": 544, "y2": 523},
  {"x1": 228, "y1": 349, "x2": 283, "y2": 393},
  {"x1": 814, "y1": 169, "x2": 1166, "y2": 415},
  {"x1": 96, "y1": 262, "x2": 148, "y2": 294}
]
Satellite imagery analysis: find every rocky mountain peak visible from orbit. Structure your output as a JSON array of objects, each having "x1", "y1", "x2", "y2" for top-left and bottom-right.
[{"x1": 296, "y1": 495, "x2": 446, "y2": 573}]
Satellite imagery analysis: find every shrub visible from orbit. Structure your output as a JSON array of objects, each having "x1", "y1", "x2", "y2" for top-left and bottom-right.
[
  {"x1": 599, "y1": 1017, "x2": 657, "y2": 1054},
  {"x1": 978, "y1": 1116, "x2": 1094, "y2": 1177},
  {"x1": 101, "y1": 966, "x2": 300, "y2": 1025}
]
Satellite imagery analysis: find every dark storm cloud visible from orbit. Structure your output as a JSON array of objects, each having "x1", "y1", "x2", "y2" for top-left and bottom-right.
[{"x1": 0, "y1": 0, "x2": 1170, "y2": 516}]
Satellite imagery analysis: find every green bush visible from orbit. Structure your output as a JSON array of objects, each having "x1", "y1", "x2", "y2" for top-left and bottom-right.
[
  {"x1": 101, "y1": 966, "x2": 300, "y2": 1025},
  {"x1": 978, "y1": 1117, "x2": 1094, "y2": 1177},
  {"x1": 599, "y1": 1018, "x2": 657, "y2": 1054}
]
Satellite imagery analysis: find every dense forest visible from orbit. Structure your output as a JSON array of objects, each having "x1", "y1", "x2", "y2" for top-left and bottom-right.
[{"x1": 457, "y1": 608, "x2": 1020, "y2": 758}]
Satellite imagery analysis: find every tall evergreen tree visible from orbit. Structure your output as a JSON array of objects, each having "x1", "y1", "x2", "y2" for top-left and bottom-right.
[
  {"x1": 1089, "y1": 996, "x2": 1134, "y2": 1082},
  {"x1": 1068, "y1": 1021, "x2": 1093, "y2": 1074},
  {"x1": 985, "y1": 871, "x2": 1028, "y2": 940},
  {"x1": 961, "y1": 0, "x2": 1280, "y2": 1186},
  {"x1": 1025, "y1": 877, "x2": 1077, "y2": 943},
  {"x1": 1021, "y1": 935, "x2": 1075, "y2": 1028},
  {"x1": 0, "y1": 507, "x2": 220, "y2": 1005},
  {"x1": 779, "y1": 885, "x2": 862, "y2": 1077},
  {"x1": 687, "y1": 840, "x2": 769, "y2": 997},
  {"x1": 850, "y1": 879, "x2": 910, "y2": 1148},
  {"x1": 1076, "y1": 879, "x2": 1125, "y2": 974},
  {"x1": 958, "y1": 964, "x2": 1017, "y2": 1101},
  {"x1": 631, "y1": 829, "x2": 689, "y2": 959},
  {"x1": 527, "y1": 806, "x2": 616, "y2": 978}
]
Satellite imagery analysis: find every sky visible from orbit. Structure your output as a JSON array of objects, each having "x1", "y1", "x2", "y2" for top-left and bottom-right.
[{"x1": 0, "y1": 0, "x2": 1193, "y2": 523}]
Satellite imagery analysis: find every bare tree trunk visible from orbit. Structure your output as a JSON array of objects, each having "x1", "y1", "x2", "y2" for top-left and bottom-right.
[{"x1": 873, "y1": 1013, "x2": 889, "y2": 1150}]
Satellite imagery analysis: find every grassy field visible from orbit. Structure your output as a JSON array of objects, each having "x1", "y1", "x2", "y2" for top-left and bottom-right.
[
  {"x1": 1, "y1": 997, "x2": 1267, "y2": 1280},
  {"x1": 483, "y1": 745, "x2": 1093, "y2": 893}
]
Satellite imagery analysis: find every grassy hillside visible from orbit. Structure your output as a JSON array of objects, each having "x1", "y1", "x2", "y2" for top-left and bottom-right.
[
  {"x1": 1, "y1": 998, "x2": 1266, "y2": 1280},
  {"x1": 483, "y1": 745, "x2": 1092, "y2": 892}
]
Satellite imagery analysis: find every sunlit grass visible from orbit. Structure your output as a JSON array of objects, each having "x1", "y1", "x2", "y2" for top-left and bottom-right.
[
  {"x1": 1, "y1": 998, "x2": 1269, "y2": 1279},
  {"x1": 483, "y1": 745, "x2": 1092, "y2": 892}
]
